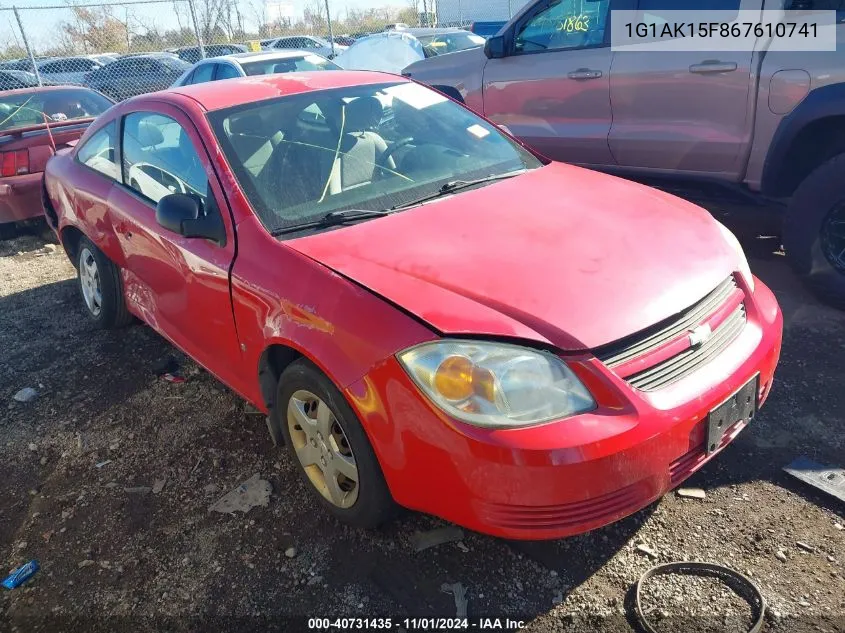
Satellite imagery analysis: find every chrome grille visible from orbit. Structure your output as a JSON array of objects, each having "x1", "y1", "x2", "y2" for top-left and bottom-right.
[
  {"x1": 596, "y1": 277, "x2": 737, "y2": 368},
  {"x1": 595, "y1": 277, "x2": 747, "y2": 392}
]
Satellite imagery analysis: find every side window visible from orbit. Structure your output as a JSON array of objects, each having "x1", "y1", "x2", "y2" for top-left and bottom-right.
[
  {"x1": 215, "y1": 64, "x2": 240, "y2": 80},
  {"x1": 77, "y1": 121, "x2": 120, "y2": 180},
  {"x1": 122, "y1": 112, "x2": 208, "y2": 205},
  {"x1": 116, "y1": 60, "x2": 137, "y2": 74},
  {"x1": 192, "y1": 63, "x2": 215, "y2": 84},
  {"x1": 40, "y1": 60, "x2": 62, "y2": 73},
  {"x1": 515, "y1": 0, "x2": 610, "y2": 52},
  {"x1": 76, "y1": 59, "x2": 98, "y2": 71}
]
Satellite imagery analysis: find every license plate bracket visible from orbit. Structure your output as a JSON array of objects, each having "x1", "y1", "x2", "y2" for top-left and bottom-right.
[{"x1": 706, "y1": 375, "x2": 758, "y2": 455}]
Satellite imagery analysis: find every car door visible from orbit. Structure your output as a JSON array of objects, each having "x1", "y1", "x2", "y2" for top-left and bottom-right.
[
  {"x1": 140, "y1": 59, "x2": 171, "y2": 93},
  {"x1": 607, "y1": 0, "x2": 758, "y2": 174},
  {"x1": 41, "y1": 59, "x2": 75, "y2": 84},
  {"x1": 110, "y1": 59, "x2": 142, "y2": 98},
  {"x1": 66, "y1": 58, "x2": 98, "y2": 84},
  {"x1": 481, "y1": 0, "x2": 616, "y2": 165},
  {"x1": 107, "y1": 105, "x2": 241, "y2": 377}
]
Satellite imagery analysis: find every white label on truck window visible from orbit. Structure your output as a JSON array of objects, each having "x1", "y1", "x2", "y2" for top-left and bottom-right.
[
  {"x1": 383, "y1": 82, "x2": 447, "y2": 110},
  {"x1": 467, "y1": 124, "x2": 490, "y2": 139}
]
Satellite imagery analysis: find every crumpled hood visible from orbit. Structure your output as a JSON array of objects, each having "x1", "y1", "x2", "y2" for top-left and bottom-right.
[
  {"x1": 288, "y1": 163, "x2": 738, "y2": 350},
  {"x1": 334, "y1": 32, "x2": 425, "y2": 74}
]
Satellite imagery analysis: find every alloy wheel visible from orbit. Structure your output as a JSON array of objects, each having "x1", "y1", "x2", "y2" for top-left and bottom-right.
[
  {"x1": 78, "y1": 247, "x2": 102, "y2": 316},
  {"x1": 821, "y1": 201, "x2": 845, "y2": 273},
  {"x1": 286, "y1": 389, "x2": 359, "y2": 508}
]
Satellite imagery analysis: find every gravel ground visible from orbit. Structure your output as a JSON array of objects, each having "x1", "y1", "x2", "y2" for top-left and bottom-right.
[{"x1": 0, "y1": 224, "x2": 844, "y2": 633}]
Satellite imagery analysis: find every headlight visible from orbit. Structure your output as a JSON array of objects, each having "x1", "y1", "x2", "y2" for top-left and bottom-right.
[
  {"x1": 716, "y1": 221, "x2": 755, "y2": 292},
  {"x1": 397, "y1": 340, "x2": 596, "y2": 428}
]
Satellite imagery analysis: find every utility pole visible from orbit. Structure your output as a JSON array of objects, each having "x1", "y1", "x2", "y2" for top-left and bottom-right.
[
  {"x1": 12, "y1": 7, "x2": 41, "y2": 85},
  {"x1": 324, "y1": 0, "x2": 334, "y2": 56}
]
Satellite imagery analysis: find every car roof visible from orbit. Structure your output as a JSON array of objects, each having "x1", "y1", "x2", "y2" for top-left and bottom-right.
[
  {"x1": 404, "y1": 27, "x2": 469, "y2": 36},
  {"x1": 38, "y1": 56, "x2": 92, "y2": 63},
  {"x1": 275, "y1": 35, "x2": 324, "y2": 41},
  {"x1": 168, "y1": 70, "x2": 404, "y2": 111},
  {"x1": 0, "y1": 85, "x2": 95, "y2": 98},
  {"x1": 121, "y1": 52, "x2": 177, "y2": 59},
  {"x1": 214, "y1": 50, "x2": 323, "y2": 62}
]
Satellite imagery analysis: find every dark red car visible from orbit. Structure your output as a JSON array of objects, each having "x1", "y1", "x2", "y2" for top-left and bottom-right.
[
  {"x1": 0, "y1": 86, "x2": 113, "y2": 239},
  {"x1": 43, "y1": 72, "x2": 782, "y2": 539}
]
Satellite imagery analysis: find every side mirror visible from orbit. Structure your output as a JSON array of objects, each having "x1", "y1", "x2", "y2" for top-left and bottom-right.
[
  {"x1": 484, "y1": 35, "x2": 506, "y2": 59},
  {"x1": 156, "y1": 193, "x2": 225, "y2": 245}
]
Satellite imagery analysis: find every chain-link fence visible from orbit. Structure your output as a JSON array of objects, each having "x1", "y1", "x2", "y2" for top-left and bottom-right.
[{"x1": 0, "y1": 0, "x2": 526, "y2": 102}]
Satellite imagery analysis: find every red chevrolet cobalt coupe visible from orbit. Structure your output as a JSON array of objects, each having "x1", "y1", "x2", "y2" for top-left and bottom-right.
[{"x1": 43, "y1": 72, "x2": 782, "y2": 539}]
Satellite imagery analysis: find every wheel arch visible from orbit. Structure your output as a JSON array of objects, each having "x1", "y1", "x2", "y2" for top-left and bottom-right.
[
  {"x1": 257, "y1": 342, "x2": 304, "y2": 412},
  {"x1": 761, "y1": 83, "x2": 845, "y2": 199},
  {"x1": 60, "y1": 225, "x2": 85, "y2": 266},
  {"x1": 432, "y1": 84, "x2": 465, "y2": 103}
]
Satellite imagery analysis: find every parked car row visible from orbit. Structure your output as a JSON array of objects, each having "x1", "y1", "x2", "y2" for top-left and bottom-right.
[{"x1": 171, "y1": 50, "x2": 340, "y2": 87}]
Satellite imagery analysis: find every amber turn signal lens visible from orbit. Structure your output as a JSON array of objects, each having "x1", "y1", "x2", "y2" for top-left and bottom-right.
[{"x1": 433, "y1": 355, "x2": 475, "y2": 401}]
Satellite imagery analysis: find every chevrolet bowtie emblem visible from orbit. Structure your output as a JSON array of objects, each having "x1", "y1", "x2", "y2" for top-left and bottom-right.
[{"x1": 688, "y1": 324, "x2": 712, "y2": 347}]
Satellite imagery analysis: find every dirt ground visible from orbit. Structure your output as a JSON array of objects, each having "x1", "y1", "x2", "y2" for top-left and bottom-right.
[{"x1": 1, "y1": 222, "x2": 843, "y2": 633}]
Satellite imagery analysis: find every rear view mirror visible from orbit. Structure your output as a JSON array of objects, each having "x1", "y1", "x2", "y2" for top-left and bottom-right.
[
  {"x1": 484, "y1": 35, "x2": 506, "y2": 59},
  {"x1": 156, "y1": 193, "x2": 225, "y2": 244}
]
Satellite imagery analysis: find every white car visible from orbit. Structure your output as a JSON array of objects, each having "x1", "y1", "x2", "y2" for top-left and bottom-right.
[
  {"x1": 171, "y1": 50, "x2": 340, "y2": 87},
  {"x1": 264, "y1": 35, "x2": 347, "y2": 59}
]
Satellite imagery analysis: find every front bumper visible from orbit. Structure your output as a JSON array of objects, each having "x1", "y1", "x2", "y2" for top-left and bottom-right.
[
  {"x1": 345, "y1": 276, "x2": 783, "y2": 540},
  {"x1": 0, "y1": 172, "x2": 44, "y2": 225}
]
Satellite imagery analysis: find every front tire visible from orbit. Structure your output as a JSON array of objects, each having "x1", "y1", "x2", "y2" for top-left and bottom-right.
[
  {"x1": 277, "y1": 359, "x2": 396, "y2": 528},
  {"x1": 76, "y1": 236, "x2": 133, "y2": 328},
  {"x1": 784, "y1": 153, "x2": 845, "y2": 309}
]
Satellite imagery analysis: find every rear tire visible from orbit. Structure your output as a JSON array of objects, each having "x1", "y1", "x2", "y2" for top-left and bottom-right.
[
  {"x1": 76, "y1": 236, "x2": 134, "y2": 328},
  {"x1": 277, "y1": 359, "x2": 397, "y2": 528},
  {"x1": 783, "y1": 152, "x2": 845, "y2": 309}
]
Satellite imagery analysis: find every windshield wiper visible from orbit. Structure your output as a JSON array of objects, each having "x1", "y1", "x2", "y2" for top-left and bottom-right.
[
  {"x1": 391, "y1": 169, "x2": 528, "y2": 211},
  {"x1": 271, "y1": 209, "x2": 392, "y2": 236}
]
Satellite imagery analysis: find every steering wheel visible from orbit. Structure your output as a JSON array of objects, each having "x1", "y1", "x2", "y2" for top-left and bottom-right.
[{"x1": 377, "y1": 136, "x2": 415, "y2": 173}]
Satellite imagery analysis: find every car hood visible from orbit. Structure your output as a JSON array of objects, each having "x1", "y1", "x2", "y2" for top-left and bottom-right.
[
  {"x1": 287, "y1": 163, "x2": 738, "y2": 350},
  {"x1": 335, "y1": 32, "x2": 424, "y2": 74}
]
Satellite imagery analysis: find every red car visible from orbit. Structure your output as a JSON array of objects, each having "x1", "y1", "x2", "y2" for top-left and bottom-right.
[
  {"x1": 43, "y1": 72, "x2": 782, "y2": 540},
  {"x1": 0, "y1": 86, "x2": 113, "y2": 239}
]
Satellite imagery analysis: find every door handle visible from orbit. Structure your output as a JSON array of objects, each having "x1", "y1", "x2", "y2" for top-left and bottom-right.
[
  {"x1": 689, "y1": 61, "x2": 738, "y2": 74},
  {"x1": 567, "y1": 68, "x2": 603, "y2": 80}
]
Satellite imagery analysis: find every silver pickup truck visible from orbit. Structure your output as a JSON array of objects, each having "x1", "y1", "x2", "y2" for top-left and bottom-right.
[{"x1": 404, "y1": 0, "x2": 845, "y2": 308}]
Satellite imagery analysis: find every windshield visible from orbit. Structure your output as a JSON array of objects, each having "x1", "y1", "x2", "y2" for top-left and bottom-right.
[
  {"x1": 208, "y1": 81, "x2": 541, "y2": 234},
  {"x1": 241, "y1": 54, "x2": 339, "y2": 76},
  {"x1": 161, "y1": 56, "x2": 191, "y2": 71},
  {"x1": 0, "y1": 88, "x2": 112, "y2": 132},
  {"x1": 417, "y1": 32, "x2": 486, "y2": 55}
]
